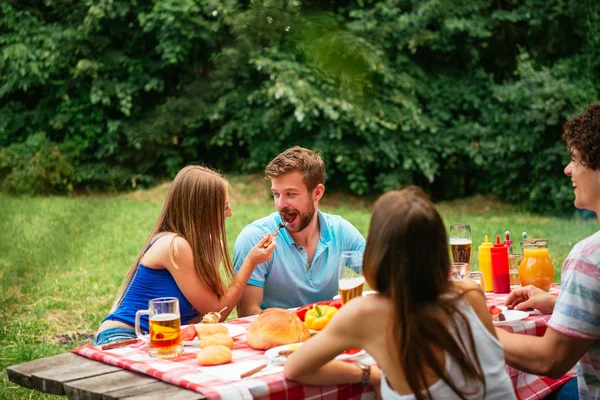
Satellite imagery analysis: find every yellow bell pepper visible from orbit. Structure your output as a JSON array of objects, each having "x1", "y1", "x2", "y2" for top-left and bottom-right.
[{"x1": 304, "y1": 304, "x2": 338, "y2": 331}]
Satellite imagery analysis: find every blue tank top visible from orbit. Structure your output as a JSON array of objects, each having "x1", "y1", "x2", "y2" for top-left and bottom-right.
[{"x1": 104, "y1": 236, "x2": 199, "y2": 331}]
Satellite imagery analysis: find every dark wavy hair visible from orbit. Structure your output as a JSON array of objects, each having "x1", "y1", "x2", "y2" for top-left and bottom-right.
[
  {"x1": 563, "y1": 104, "x2": 600, "y2": 171},
  {"x1": 362, "y1": 187, "x2": 485, "y2": 400}
]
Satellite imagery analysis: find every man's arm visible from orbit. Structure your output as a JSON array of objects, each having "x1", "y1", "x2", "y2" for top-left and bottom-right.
[
  {"x1": 236, "y1": 285, "x2": 264, "y2": 317},
  {"x1": 497, "y1": 327, "x2": 594, "y2": 378},
  {"x1": 504, "y1": 285, "x2": 557, "y2": 314}
]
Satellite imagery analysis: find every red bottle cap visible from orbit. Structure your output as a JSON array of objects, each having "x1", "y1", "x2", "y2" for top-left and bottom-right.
[{"x1": 491, "y1": 236, "x2": 507, "y2": 251}]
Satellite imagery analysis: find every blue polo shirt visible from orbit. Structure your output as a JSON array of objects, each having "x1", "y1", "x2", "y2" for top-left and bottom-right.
[{"x1": 233, "y1": 211, "x2": 366, "y2": 310}]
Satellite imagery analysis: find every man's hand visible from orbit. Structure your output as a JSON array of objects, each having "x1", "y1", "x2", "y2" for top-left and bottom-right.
[{"x1": 504, "y1": 285, "x2": 556, "y2": 314}]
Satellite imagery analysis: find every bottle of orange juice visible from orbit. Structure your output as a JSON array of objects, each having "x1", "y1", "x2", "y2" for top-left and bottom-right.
[{"x1": 519, "y1": 238, "x2": 554, "y2": 292}]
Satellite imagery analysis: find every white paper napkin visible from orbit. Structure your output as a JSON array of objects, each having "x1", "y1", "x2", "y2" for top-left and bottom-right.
[{"x1": 198, "y1": 360, "x2": 283, "y2": 381}]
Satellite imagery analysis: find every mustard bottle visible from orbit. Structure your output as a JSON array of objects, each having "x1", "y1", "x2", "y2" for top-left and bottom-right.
[{"x1": 478, "y1": 235, "x2": 493, "y2": 292}]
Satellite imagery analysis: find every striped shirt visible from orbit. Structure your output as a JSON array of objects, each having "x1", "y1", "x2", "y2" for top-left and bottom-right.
[{"x1": 548, "y1": 230, "x2": 600, "y2": 399}]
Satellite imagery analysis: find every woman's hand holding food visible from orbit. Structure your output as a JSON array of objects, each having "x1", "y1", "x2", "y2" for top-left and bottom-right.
[{"x1": 247, "y1": 235, "x2": 277, "y2": 266}]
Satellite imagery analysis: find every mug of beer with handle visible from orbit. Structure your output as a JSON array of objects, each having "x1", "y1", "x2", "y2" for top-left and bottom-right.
[{"x1": 136, "y1": 297, "x2": 183, "y2": 358}]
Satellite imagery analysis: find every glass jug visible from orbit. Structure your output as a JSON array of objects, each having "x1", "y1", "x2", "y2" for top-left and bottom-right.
[{"x1": 519, "y1": 238, "x2": 554, "y2": 292}]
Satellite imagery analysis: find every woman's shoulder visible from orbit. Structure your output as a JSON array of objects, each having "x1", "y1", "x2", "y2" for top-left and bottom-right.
[
  {"x1": 142, "y1": 232, "x2": 193, "y2": 269},
  {"x1": 336, "y1": 294, "x2": 393, "y2": 325},
  {"x1": 449, "y1": 280, "x2": 482, "y2": 297},
  {"x1": 449, "y1": 281, "x2": 495, "y2": 335}
]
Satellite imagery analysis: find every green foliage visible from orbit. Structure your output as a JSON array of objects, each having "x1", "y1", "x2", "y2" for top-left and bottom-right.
[
  {"x1": 0, "y1": 133, "x2": 74, "y2": 195},
  {"x1": 1, "y1": 0, "x2": 599, "y2": 213}
]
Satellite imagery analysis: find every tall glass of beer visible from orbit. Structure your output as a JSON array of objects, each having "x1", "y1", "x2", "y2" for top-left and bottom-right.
[
  {"x1": 450, "y1": 224, "x2": 472, "y2": 265},
  {"x1": 135, "y1": 297, "x2": 183, "y2": 358},
  {"x1": 337, "y1": 251, "x2": 365, "y2": 305}
]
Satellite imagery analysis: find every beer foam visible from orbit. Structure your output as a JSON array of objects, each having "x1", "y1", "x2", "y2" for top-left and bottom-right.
[
  {"x1": 339, "y1": 276, "x2": 365, "y2": 290},
  {"x1": 150, "y1": 313, "x2": 179, "y2": 321},
  {"x1": 449, "y1": 238, "x2": 472, "y2": 245}
]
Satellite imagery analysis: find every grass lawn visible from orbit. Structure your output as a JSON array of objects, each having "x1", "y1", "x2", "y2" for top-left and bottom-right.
[{"x1": 1, "y1": 176, "x2": 597, "y2": 399}]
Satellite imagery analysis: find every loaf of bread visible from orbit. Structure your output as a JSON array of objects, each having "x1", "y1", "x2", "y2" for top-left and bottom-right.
[
  {"x1": 200, "y1": 332, "x2": 234, "y2": 349},
  {"x1": 196, "y1": 345, "x2": 232, "y2": 366},
  {"x1": 247, "y1": 308, "x2": 311, "y2": 350},
  {"x1": 195, "y1": 323, "x2": 228, "y2": 339}
]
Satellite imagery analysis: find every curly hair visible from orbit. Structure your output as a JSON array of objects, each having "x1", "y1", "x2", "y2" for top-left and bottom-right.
[{"x1": 563, "y1": 104, "x2": 600, "y2": 171}]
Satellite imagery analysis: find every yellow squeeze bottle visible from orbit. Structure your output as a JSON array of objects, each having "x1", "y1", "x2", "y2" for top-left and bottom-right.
[{"x1": 478, "y1": 235, "x2": 493, "y2": 292}]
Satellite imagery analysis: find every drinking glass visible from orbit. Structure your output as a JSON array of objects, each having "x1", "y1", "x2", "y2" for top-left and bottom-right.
[
  {"x1": 449, "y1": 262, "x2": 485, "y2": 291},
  {"x1": 337, "y1": 251, "x2": 365, "y2": 305},
  {"x1": 509, "y1": 253, "x2": 523, "y2": 287},
  {"x1": 450, "y1": 224, "x2": 472, "y2": 264},
  {"x1": 135, "y1": 297, "x2": 183, "y2": 358}
]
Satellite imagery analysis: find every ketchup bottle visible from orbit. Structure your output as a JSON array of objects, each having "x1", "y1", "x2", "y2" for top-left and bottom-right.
[{"x1": 491, "y1": 236, "x2": 510, "y2": 294}]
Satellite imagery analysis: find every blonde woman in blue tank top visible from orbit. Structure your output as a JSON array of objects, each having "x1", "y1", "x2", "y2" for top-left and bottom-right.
[
  {"x1": 284, "y1": 187, "x2": 515, "y2": 400},
  {"x1": 94, "y1": 165, "x2": 277, "y2": 345}
]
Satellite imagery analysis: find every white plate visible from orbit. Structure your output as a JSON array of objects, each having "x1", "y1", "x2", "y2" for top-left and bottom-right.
[
  {"x1": 492, "y1": 309, "x2": 529, "y2": 326},
  {"x1": 264, "y1": 343, "x2": 365, "y2": 361},
  {"x1": 140, "y1": 323, "x2": 246, "y2": 346},
  {"x1": 333, "y1": 290, "x2": 378, "y2": 300}
]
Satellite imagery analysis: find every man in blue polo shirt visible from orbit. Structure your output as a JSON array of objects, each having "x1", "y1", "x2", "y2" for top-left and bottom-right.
[{"x1": 233, "y1": 146, "x2": 366, "y2": 316}]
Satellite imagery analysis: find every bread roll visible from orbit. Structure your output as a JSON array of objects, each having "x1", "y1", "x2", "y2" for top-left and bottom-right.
[
  {"x1": 195, "y1": 323, "x2": 228, "y2": 339},
  {"x1": 196, "y1": 345, "x2": 232, "y2": 366},
  {"x1": 200, "y1": 332, "x2": 234, "y2": 349},
  {"x1": 247, "y1": 308, "x2": 311, "y2": 350}
]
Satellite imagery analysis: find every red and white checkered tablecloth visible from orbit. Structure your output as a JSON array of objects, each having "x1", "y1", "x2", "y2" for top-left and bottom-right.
[
  {"x1": 74, "y1": 286, "x2": 575, "y2": 400},
  {"x1": 73, "y1": 316, "x2": 375, "y2": 400},
  {"x1": 486, "y1": 285, "x2": 576, "y2": 400}
]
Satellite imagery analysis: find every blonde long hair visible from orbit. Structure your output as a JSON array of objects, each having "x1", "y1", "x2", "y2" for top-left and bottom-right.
[{"x1": 111, "y1": 165, "x2": 233, "y2": 311}]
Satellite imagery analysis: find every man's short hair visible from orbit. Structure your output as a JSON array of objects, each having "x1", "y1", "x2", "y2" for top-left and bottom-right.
[
  {"x1": 563, "y1": 104, "x2": 600, "y2": 170},
  {"x1": 265, "y1": 146, "x2": 325, "y2": 191}
]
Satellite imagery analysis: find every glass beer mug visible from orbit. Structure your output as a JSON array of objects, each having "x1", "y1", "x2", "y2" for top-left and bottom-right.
[
  {"x1": 136, "y1": 297, "x2": 183, "y2": 358},
  {"x1": 519, "y1": 238, "x2": 554, "y2": 292},
  {"x1": 338, "y1": 251, "x2": 365, "y2": 305}
]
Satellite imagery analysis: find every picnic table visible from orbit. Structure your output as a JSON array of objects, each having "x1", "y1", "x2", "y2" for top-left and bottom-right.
[{"x1": 8, "y1": 286, "x2": 575, "y2": 400}]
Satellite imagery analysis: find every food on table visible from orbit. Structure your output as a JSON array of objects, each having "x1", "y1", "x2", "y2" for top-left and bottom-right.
[
  {"x1": 295, "y1": 300, "x2": 342, "y2": 321},
  {"x1": 247, "y1": 308, "x2": 310, "y2": 350},
  {"x1": 304, "y1": 305, "x2": 338, "y2": 331},
  {"x1": 195, "y1": 323, "x2": 229, "y2": 339},
  {"x1": 180, "y1": 325, "x2": 197, "y2": 341},
  {"x1": 199, "y1": 332, "x2": 234, "y2": 349},
  {"x1": 488, "y1": 305, "x2": 506, "y2": 322},
  {"x1": 200, "y1": 306, "x2": 227, "y2": 324},
  {"x1": 196, "y1": 345, "x2": 232, "y2": 366},
  {"x1": 201, "y1": 312, "x2": 221, "y2": 324}
]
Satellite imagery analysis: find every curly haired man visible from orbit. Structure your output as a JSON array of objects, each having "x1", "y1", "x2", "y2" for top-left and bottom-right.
[{"x1": 499, "y1": 104, "x2": 600, "y2": 399}]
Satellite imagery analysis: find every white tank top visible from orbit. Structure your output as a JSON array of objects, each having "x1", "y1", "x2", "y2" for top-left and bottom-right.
[{"x1": 380, "y1": 300, "x2": 516, "y2": 400}]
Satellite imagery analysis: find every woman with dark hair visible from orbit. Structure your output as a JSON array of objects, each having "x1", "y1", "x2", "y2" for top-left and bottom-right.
[{"x1": 284, "y1": 187, "x2": 515, "y2": 399}]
